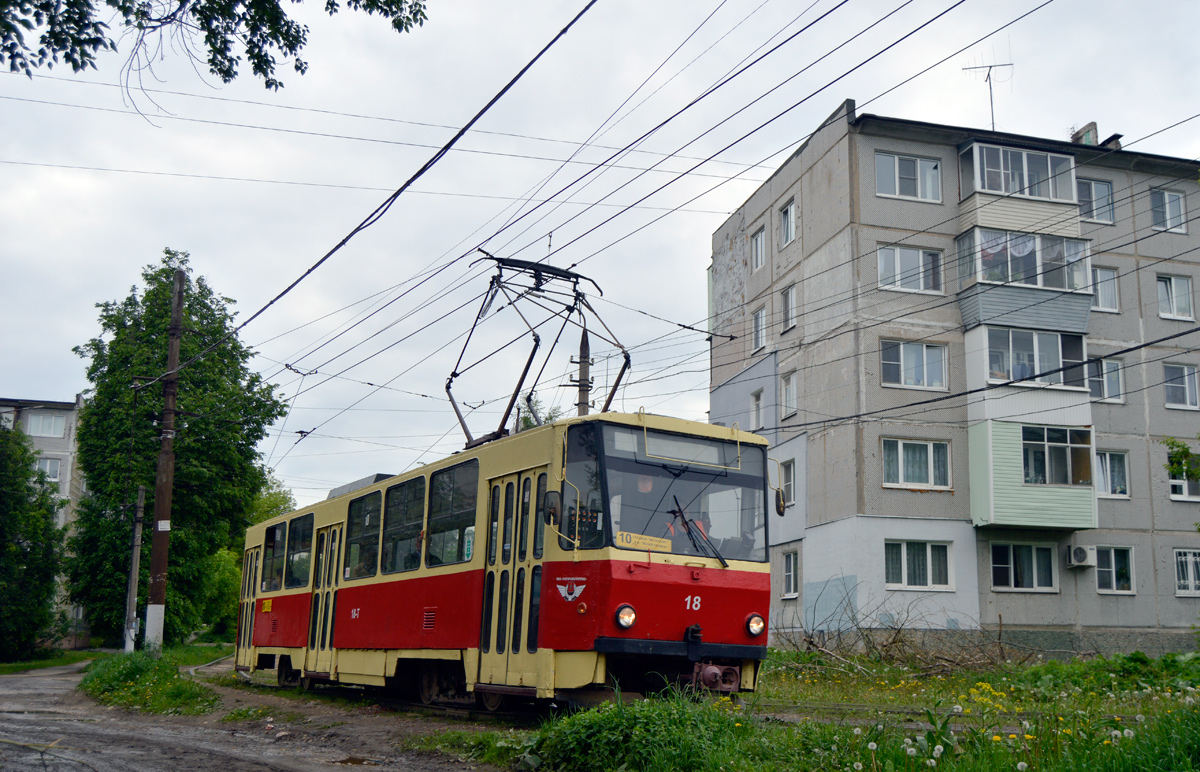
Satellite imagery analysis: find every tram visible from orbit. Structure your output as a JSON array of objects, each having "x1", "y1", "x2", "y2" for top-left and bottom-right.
[{"x1": 235, "y1": 410, "x2": 778, "y2": 706}]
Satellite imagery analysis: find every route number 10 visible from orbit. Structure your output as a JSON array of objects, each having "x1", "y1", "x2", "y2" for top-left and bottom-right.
[{"x1": 684, "y1": 595, "x2": 701, "y2": 611}]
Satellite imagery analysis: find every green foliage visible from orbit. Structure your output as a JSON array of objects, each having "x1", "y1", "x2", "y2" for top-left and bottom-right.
[
  {"x1": 248, "y1": 470, "x2": 297, "y2": 525},
  {"x1": 1, "y1": 0, "x2": 426, "y2": 89},
  {"x1": 0, "y1": 425, "x2": 64, "y2": 660},
  {"x1": 518, "y1": 392, "x2": 566, "y2": 433},
  {"x1": 411, "y1": 729, "x2": 537, "y2": 768},
  {"x1": 78, "y1": 649, "x2": 220, "y2": 713},
  {"x1": 0, "y1": 648, "x2": 96, "y2": 674},
  {"x1": 67, "y1": 249, "x2": 287, "y2": 645},
  {"x1": 198, "y1": 548, "x2": 242, "y2": 638}
]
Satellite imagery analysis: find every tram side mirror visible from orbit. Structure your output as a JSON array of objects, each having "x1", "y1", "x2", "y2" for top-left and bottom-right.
[
  {"x1": 775, "y1": 488, "x2": 786, "y2": 517},
  {"x1": 543, "y1": 491, "x2": 562, "y2": 526}
]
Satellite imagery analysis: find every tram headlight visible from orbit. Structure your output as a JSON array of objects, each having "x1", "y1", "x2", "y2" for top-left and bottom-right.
[
  {"x1": 615, "y1": 604, "x2": 637, "y2": 629},
  {"x1": 746, "y1": 613, "x2": 766, "y2": 637}
]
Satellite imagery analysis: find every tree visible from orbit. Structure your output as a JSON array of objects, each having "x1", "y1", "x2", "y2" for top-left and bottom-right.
[
  {"x1": 1, "y1": 0, "x2": 426, "y2": 89},
  {"x1": 249, "y1": 470, "x2": 296, "y2": 525},
  {"x1": 1164, "y1": 437, "x2": 1200, "y2": 528},
  {"x1": 0, "y1": 425, "x2": 63, "y2": 660},
  {"x1": 517, "y1": 392, "x2": 565, "y2": 433},
  {"x1": 68, "y1": 249, "x2": 287, "y2": 645}
]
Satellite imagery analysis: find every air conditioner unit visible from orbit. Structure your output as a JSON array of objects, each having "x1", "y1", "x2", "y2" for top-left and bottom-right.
[{"x1": 1067, "y1": 544, "x2": 1097, "y2": 569}]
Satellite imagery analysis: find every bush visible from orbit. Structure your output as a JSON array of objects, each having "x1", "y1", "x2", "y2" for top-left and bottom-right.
[{"x1": 78, "y1": 650, "x2": 218, "y2": 714}]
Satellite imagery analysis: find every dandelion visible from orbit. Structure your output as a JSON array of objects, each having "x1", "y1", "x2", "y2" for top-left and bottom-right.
[
  {"x1": 904, "y1": 738, "x2": 913, "y2": 746},
  {"x1": 854, "y1": 764, "x2": 863, "y2": 771},
  {"x1": 1024, "y1": 734, "x2": 1034, "y2": 740},
  {"x1": 1123, "y1": 729, "x2": 1134, "y2": 738},
  {"x1": 854, "y1": 727, "x2": 862, "y2": 735},
  {"x1": 1111, "y1": 730, "x2": 1122, "y2": 739},
  {"x1": 993, "y1": 736, "x2": 1002, "y2": 742},
  {"x1": 1103, "y1": 740, "x2": 1112, "y2": 746},
  {"x1": 933, "y1": 745, "x2": 943, "y2": 758},
  {"x1": 868, "y1": 742, "x2": 877, "y2": 751},
  {"x1": 735, "y1": 723, "x2": 742, "y2": 727},
  {"x1": 907, "y1": 747, "x2": 917, "y2": 757},
  {"x1": 1017, "y1": 764, "x2": 1028, "y2": 772},
  {"x1": 926, "y1": 760, "x2": 936, "y2": 768},
  {"x1": 1135, "y1": 714, "x2": 1145, "y2": 722},
  {"x1": 1009, "y1": 734, "x2": 1017, "y2": 740},
  {"x1": 953, "y1": 705, "x2": 963, "y2": 714}
]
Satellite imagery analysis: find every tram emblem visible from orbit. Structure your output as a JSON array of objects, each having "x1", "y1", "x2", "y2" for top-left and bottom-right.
[{"x1": 556, "y1": 577, "x2": 587, "y2": 602}]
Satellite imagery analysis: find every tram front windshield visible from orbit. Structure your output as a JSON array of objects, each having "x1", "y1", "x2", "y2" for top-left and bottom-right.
[{"x1": 562, "y1": 423, "x2": 766, "y2": 562}]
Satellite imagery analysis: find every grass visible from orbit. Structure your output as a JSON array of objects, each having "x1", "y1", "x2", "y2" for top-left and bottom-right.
[
  {"x1": 76, "y1": 645, "x2": 233, "y2": 714},
  {"x1": 0, "y1": 649, "x2": 101, "y2": 675}
]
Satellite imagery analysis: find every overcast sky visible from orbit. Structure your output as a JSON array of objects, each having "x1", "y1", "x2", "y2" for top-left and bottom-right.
[{"x1": 3, "y1": 0, "x2": 1198, "y2": 506}]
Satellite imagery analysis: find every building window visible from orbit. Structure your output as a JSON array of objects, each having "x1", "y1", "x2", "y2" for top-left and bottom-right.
[
  {"x1": 988, "y1": 328, "x2": 1085, "y2": 387},
  {"x1": 875, "y1": 152, "x2": 940, "y2": 201},
  {"x1": 27, "y1": 414, "x2": 65, "y2": 438},
  {"x1": 961, "y1": 143, "x2": 1074, "y2": 201},
  {"x1": 1151, "y1": 189, "x2": 1186, "y2": 232},
  {"x1": 1021, "y1": 426, "x2": 1091, "y2": 486},
  {"x1": 885, "y1": 541, "x2": 950, "y2": 589},
  {"x1": 878, "y1": 246, "x2": 941, "y2": 292},
  {"x1": 958, "y1": 228, "x2": 1089, "y2": 290},
  {"x1": 882, "y1": 439, "x2": 950, "y2": 489},
  {"x1": 35, "y1": 457, "x2": 61, "y2": 481},
  {"x1": 1096, "y1": 547, "x2": 1134, "y2": 593},
  {"x1": 1088, "y1": 359, "x2": 1122, "y2": 401},
  {"x1": 779, "y1": 200, "x2": 795, "y2": 247},
  {"x1": 782, "y1": 551, "x2": 798, "y2": 598},
  {"x1": 1165, "y1": 364, "x2": 1199, "y2": 409},
  {"x1": 1158, "y1": 275, "x2": 1194, "y2": 320},
  {"x1": 991, "y1": 543, "x2": 1055, "y2": 590},
  {"x1": 1091, "y1": 267, "x2": 1119, "y2": 311},
  {"x1": 751, "y1": 391, "x2": 763, "y2": 430},
  {"x1": 751, "y1": 307, "x2": 765, "y2": 351},
  {"x1": 780, "y1": 459, "x2": 795, "y2": 504},
  {"x1": 1169, "y1": 456, "x2": 1200, "y2": 501},
  {"x1": 881, "y1": 341, "x2": 947, "y2": 389},
  {"x1": 781, "y1": 284, "x2": 797, "y2": 330},
  {"x1": 780, "y1": 372, "x2": 797, "y2": 417},
  {"x1": 1095, "y1": 451, "x2": 1129, "y2": 497},
  {"x1": 750, "y1": 227, "x2": 765, "y2": 271},
  {"x1": 0, "y1": 409, "x2": 13, "y2": 429},
  {"x1": 1175, "y1": 549, "x2": 1200, "y2": 596},
  {"x1": 1078, "y1": 178, "x2": 1114, "y2": 222}
]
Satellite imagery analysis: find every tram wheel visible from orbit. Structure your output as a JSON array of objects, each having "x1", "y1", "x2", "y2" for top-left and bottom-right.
[
  {"x1": 477, "y1": 691, "x2": 505, "y2": 712},
  {"x1": 417, "y1": 666, "x2": 439, "y2": 705},
  {"x1": 300, "y1": 675, "x2": 315, "y2": 691},
  {"x1": 277, "y1": 660, "x2": 301, "y2": 689}
]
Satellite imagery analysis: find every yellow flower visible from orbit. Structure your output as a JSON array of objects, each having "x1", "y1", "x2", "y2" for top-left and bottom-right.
[
  {"x1": 992, "y1": 736, "x2": 1002, "y2": 742},
  {"x1": 1103, "y1": 740, "x2": 1112, "y2": 746},
  {"x1": 1024, "y1": 734, "x2": 1034, "y2": 740},
  {"x1": 1062, "y1": 729, "x2": 1072, "y2": 735},
  {"x1": 1008, "y1": 734, "x2": 1017, "y2": 740}
]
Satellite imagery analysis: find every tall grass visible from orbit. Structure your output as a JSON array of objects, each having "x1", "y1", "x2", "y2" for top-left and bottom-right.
[{"x1": 78, "y1": 649, "x2": 221, "y2": 714}]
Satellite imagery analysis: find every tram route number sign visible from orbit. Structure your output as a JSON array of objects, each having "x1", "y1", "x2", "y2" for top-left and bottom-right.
[{"x1": 615, "y1": 531, "x2": 670, "y2": 552}]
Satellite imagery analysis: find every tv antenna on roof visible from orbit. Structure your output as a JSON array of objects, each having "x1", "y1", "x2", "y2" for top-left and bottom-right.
[{"x1": 963, "y1": 62, "x2": 1013, "y2": 131}]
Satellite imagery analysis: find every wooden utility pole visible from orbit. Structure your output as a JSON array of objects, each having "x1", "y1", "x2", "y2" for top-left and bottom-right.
[
  {"x1": 123, "y1": 486, "x2": 146, "y2": 653},
  {"x1": 145, "y1": 269, "x2": 185, "y2": 651}
]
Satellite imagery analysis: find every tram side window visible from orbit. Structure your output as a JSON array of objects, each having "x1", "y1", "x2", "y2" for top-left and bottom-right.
[
  {"x1": 345, "y1": 491, "x2": 382, "y2": 580},
  {"x1": 261, "y1": 522, "x2": 286, "y2": 591},
  {"x1": 561, "y1": 424, "x2": 606, "y2": 550},
  {"x1": 284, "y1": 513, "x2": 315, "y2": 589},
  {"x1": 427, "y1": 460, "x2": 479, "y2": 566},
  {"x1": 382, "y1": 477, "x2": 426, "y2": 573}
]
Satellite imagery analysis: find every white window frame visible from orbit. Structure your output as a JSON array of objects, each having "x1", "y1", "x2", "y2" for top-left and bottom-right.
[
  {"x1": 877, "y1": 245, "x2": 942, "y2": 293},
  {"x1": 1077, "y1": 178, "x2": 1115, "y2": 223},
  {"x1": 957, "y1": 228, "x2": 1090, "y2": 291},
  {"x1": 780, "y1": 372, "x2": 797, "y2": 418},
  {"x1": 779, "y1": 199, "x2": 795, "y2": 247},
  {"x1": 1095, "y1": 451, "x2": 1129, "y2": 498},
  {"x1": 36, "y1": 457, "x2": 61, "y2": 482},
  {"x1": 990, "y1": 542, "x2": 1057, "y2": 592},
  {"x1": 881, "y1": 438, "x2": 951, "y2": 490},
  {"x1": 750, "y1": 227, "x2": 765, "y2": 271},
  {"x1": 1165, "y1": 364, "x2": 1199, "y2": 409},
  {"x1": 1091, "y1": 267, "x2": 1119, "y2": 312},
  {"x1": 1151, "y1": 189, "x2": 1187, "y2": 233},
  {"x1": 1096, "y1": 546, "x2": 1135, "y2": 594},
  {"x1": 884, "y1": 540, "x2": 952, "y2": 590},
  {"x1": 875, "y1": 151, "x2": 941, "y2": 202},
  {"x1": 1174, "y1": 549, "x2": 1200, "y2": 596},
  {"x1": 780, "y1": 459, "x2": 795, "y2": 505},
  {"x1": 751, "y1": 307, "x2": 765, "y2": 352},
  {"x1": 964, "y1": 143, "x2": 1075, "y2": 202},
  {"x1": 987, "y1": 327, "x2": 1087, "y2": 388},
  {"x1": 1021, "y1": 425, "x2": 1092, "y2": 487},
  {"x1": 881, "y1": 340, "x2": 948, "y2": 390},
  {"x1": 782, "y1": 551, "x2": 798, "y2": 598},
  {"x1": 27, "y1": 413, "x2": 65, "y2": 438},
  {"x1": 750, "y1": 391, "x2": 763, "y2": 431},
  {"x1": 1169, "y1": 457, "x2": 1200, "y2": 501},
  {"x1": 1158, "y1": 275, "x2": 1194, "y2": 320},
  {"x1": 1088, "y1": 358, "x2": 1123, "y2": 402},
  {"x1": 781, "y1": 284, "x2": 797, "y2": 331}
]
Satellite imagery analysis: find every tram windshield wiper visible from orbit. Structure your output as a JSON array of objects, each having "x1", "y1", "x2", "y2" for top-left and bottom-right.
[{"x1": 671, "y1": 495, "x2": 728, "y2": 568}]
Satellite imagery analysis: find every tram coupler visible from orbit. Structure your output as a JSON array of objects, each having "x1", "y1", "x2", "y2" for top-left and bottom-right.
[{"x1": 690, "y1": 662, "x2": 741, "y2": 692}]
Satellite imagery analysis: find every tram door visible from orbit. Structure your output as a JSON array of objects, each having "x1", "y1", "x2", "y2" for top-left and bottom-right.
[
  {"x1": 478, "y1": 467, "x2": 549, "y2": 687},
  {"x1": 304, "y1": 524, "x2": 342, "y2": 677},
  {"x1": 236, "y1": 546, "x2": 260, "y2": 669}
]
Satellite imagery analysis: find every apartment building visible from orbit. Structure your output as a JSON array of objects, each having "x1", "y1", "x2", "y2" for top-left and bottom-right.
[
  {"x1": 708, "y1": 99, "x2": 1200, "y2": 654},
  {"x1": 1, "y1": 395, "x2": 84, "y2": 529}
]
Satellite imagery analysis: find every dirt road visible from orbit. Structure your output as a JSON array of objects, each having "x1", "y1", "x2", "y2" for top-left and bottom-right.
[{"x1": 0, "y1": 659, "x2": 506, "y2": 771}]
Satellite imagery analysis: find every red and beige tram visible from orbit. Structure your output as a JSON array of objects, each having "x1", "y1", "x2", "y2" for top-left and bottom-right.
[{"x1": 235, "y1": 410, "x2": 776, "y2": 706}]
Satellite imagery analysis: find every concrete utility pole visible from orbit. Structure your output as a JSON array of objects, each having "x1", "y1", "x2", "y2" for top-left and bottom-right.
[
  {"x1": 573, "y1": 328, "x2": 592, "y2": 417},
  {"x1": 145, "y1": 269, "x2": 185, "y2": 651},
  {"x1": 123, "y1": 486, "x2": 146, "y2": 653}
]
